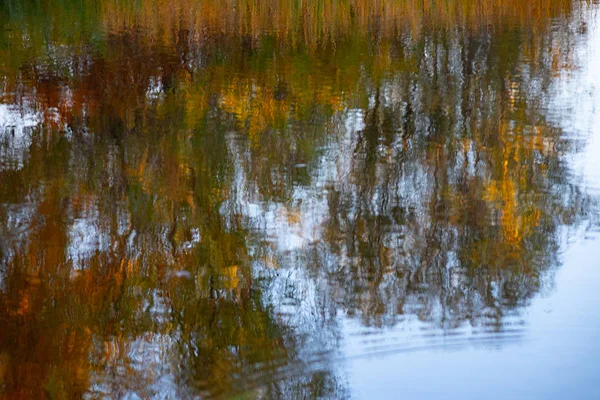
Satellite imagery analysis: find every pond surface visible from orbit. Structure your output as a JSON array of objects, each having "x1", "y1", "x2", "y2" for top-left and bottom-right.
[{"x1": 1, "y1": 1, "x2": 600, "y2": 398}]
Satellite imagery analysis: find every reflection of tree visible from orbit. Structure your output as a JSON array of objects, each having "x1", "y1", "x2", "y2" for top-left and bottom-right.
[
  {"x1": 0, "y1": 97, "x2": 334, "y2": 397},
  {"x1": 311, "y1": 26, "x2": 583, "y2": 329},
  {"x1": 0, "y1": 0, "x2": 587, "y2": 398}
]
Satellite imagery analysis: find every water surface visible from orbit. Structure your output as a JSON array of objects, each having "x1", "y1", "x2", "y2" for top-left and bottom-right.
[{"x1": 0, "y1": 1, "x2": 599, "y2": 398}]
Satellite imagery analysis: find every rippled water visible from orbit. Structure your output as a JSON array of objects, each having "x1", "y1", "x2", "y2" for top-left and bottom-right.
[{"x1": 1, "y1": 1, "x2": 599, "y2": 398}]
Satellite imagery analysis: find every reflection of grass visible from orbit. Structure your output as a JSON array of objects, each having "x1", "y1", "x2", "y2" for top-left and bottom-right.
[
  {"x1": 0, "y1": 0, "x2": 572, "y2": 67},
  {"x1": 101, "y1": 0, "x2": 572, "y2": 46}
]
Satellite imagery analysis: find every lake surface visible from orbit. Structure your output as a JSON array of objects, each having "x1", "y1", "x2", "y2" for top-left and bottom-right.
[{"x1": 1, "y1": 1, "x2": 600, "y2": 398}]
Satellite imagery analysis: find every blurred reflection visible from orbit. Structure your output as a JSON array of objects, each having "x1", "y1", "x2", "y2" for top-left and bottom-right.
[{"x1": 0, "y1": 0, "x2": 592, "y2": 398}]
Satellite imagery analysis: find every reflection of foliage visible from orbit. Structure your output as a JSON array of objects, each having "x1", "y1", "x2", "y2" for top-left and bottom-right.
[
  {"x1": 320, "y1": 85, "x2": 580, "y2": 328},
  {"x1": 0, "y1": 0, "x2": 587, "y2": 398},
  {"x1": 0, "y1": 0, "x2": 574, "y2": 141},
  {"x1": 0, "y1": 109, "x2": 305, "y2": 398},
  {"x1": 309, "y1": 24, "x2": 584, "y2": 328}
]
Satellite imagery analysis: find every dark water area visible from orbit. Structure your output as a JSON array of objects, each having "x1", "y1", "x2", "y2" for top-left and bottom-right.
[{"x1": 1, "y1": 1, "x2": 599, "y2": 398}]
